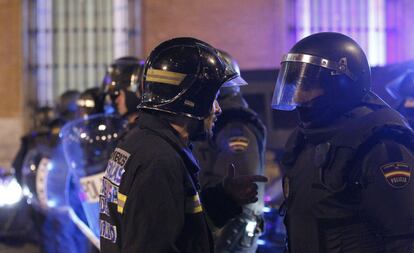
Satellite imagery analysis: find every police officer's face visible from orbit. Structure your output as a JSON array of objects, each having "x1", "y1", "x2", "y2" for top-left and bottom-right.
[
  {"x1": 286, "y1": 62, "x2": 325, "y2": 106},
  {"x1": 293, "y1": 86, "x2": 325, "y2": 105},
  {"x1": 204, "y1": 100, "x2": 222, "y2": 138},
  {"x1": 115, "y1": 90, "x2": 128, "y2": 116}
]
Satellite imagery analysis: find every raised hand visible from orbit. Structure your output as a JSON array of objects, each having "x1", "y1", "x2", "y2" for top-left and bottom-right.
[{"x1": 223, "y1": 163, "x2": 268, "y2": 206}]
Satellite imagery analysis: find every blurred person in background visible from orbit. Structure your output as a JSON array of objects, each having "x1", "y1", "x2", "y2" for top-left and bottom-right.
[
  {"x1": 193, "y1": 49, "x2": 267, "y2": 253},
  {"x1": 12, "y1": 90, "x2": 80, "y2": 183},
  {"x1": 101, "y1": 56, "x2": 144, "y2": 129},
  {"x1": 12, "y1": 89, "x2": 93, "y2": 253}
]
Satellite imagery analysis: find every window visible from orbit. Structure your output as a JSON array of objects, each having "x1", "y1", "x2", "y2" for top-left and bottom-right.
[
  {"x1": 23, "y1": 0, "x2": 142, "y2": 106},
  {"x1": 290, "y1": 0, "x2": 393, "y2": 66}
]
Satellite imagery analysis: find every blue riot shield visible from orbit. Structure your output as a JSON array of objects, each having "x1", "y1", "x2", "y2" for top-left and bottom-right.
[
  {"x1": 60, "y1": 114, "x2": 126, "y2": 241},
  {"x1": 21, "y1": 128, "x2": 99, "y2": 251},
  {"x1": 22, "y1": 143, "x2": 70, "y2": 211}
]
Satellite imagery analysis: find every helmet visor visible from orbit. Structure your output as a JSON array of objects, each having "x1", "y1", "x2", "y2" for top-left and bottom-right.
[
  {"x1": 103, "y1": 72, "x2": 139, "y2": 99},
  {"x1": 219, "y1": 54, "x2": 247, "y2": 88},
  {"x1": 271, "y1": 61, "x2": 323, "y2": 111},
  {"x1": 221, "y1": 75, "x2": 248, "y2": 88}
]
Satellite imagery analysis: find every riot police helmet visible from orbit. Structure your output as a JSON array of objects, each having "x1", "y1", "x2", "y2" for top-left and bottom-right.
[
  {"x1": 216, "y1": 49, "x2": 247, "y2": 98},
  {"x1": 33, "y1": 106, "x2": 56, "y2": 129},
  {"x1": 77, "y1": 87, "x2": 105, "y2": 117},
  {"x1": 102, "y1": 56, "x2": 144, "y2": 116},
  {"x1": 56, "y1": 90, "x2": 80, "y2": 121},
  {"x1": 139, "y1": 37, "x2": 246, "y2": 120},
  {"x1": 272, "y1": 32, "x2": 371, "y2": 111}
]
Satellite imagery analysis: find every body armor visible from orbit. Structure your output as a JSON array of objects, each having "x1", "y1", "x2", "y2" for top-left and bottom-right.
[{"x1": 282, "y1": 95, "x2": 414, "y2": 253}]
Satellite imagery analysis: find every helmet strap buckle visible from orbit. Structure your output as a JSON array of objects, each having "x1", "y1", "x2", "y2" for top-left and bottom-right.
[{"x1": 331, "y1": 57, "x2": 357, "y2": 81}]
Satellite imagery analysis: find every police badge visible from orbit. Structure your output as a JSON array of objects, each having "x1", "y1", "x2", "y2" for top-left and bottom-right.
[{"x1": 380, "y1": 162, "x2": 412, "y2": 188}]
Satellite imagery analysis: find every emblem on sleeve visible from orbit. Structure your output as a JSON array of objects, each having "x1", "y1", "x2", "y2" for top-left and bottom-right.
[
  {"x1": 227, "y1": 136, "x2": 249, "y2": 153},
  {"x1": 380, "y1": 162, "x2": 412, "y2": 188}
]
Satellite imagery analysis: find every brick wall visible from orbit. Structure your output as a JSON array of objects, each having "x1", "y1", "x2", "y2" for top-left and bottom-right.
[
  {"x1": 0, "y1": 1, "x2": 23, "y2": 168},
  {"x1": 142, "y1": 0, "x2": 289, "y2": 70}
]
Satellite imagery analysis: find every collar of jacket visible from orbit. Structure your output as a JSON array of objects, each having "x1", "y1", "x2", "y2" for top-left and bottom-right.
[{"x1": 136, "y1": 110, "x2": 201, "y2": 175}]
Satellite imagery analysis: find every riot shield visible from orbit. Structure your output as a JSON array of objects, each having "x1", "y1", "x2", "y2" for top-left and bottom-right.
[
  {"x1": 60, "y1": 114, "x2": 126, "y2": 241},
  {"x1": 22, "y1": 143, "x2": 70, "y2": 211},
  {"x1": 21, "y1": 128, "x2": 101, "y2": 250}
]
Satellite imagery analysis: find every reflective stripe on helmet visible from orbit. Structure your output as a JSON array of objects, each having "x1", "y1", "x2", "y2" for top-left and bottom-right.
[{"x1": 146, "y1": 68, "x2": 187, "y2": 86}]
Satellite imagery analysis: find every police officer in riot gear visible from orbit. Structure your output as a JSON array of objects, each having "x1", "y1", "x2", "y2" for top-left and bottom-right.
[
  {"x1": 99, "y1": 37, "x2": 267, "y2": 253},
  {"x1": 193, "y1": 50, "x2": 267, "y2": 253},
  {"x1": 55, "y1": 89, "x2": 81, "y2": 122},
  {"x1": 101, "y1": 56, "x2": 144, "y2": 125},
  {"x1": 32, "y1": 106, "x2": 56, "y2": 131},
  {"x1": 13, "y1": 89, "x2": 94, "y2": 253},
  {"x1": 272, "y1": 32, "x2": 414, "y2": 252},
  {"x1": 12, "y1": 90, "x2": 80, "y2": 183}
]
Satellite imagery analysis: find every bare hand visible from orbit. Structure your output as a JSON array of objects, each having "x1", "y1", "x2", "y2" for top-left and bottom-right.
[{"x1": 223, "y1": 164, "x2": 268, "y2": 206}]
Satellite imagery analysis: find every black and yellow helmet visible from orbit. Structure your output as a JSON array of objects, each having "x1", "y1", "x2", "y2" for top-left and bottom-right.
[{"x1": 139, "y1": 37, "x2": 246, "y2": 120}]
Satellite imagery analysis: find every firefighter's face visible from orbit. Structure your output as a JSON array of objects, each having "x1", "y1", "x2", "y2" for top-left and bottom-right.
[{"x1": 203, "y1": 100, "x2": 221, "y2": 138}]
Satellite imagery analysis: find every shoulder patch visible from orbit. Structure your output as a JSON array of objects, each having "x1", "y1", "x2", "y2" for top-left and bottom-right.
[
  {"x1": 380, "y1": 162, "x2": 412, "y2": 188},
  {"x1": 227, "y1": 136, "x2": 249, "y2": 153}
]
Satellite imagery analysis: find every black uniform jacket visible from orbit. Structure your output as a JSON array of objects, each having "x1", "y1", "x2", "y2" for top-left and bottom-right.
[
  {"x1": 100, "y1": 111, "x2": 241, "y2": 253},
  {"x1": 282, "y1": 93, "x2": 414, "y2": 253},
  {"x1": 194, "y1": 93, "x2": 267, "y2": 214},
  {"x1": 193, "y1": 94, "x2": 267, "y2": 252}
]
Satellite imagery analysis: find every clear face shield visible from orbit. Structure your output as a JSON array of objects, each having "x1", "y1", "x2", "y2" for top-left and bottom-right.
[
  {"x1": 21, "y1": 140, "x2": 104, "y2": 248},
  {"x1": 271, "y1": 61, "x2": 323, "y2": 111},
  {"x1": 271, "y1": 53, "x2": 356, "y2": 111},
  {"x1": 60, "y1": 113, "x2": 126, "y2": 248},
  {"x1": 22, "y1": 145, "x2": 70, "y2": 210}
]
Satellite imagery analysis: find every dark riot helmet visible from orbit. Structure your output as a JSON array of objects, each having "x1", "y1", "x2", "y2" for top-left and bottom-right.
[
  {"x1": 33, "y1": 106, "x2": 56, "y2": 129},
  {"x1": 102, "y1": 56, "x2": 144, "y2": 116},
  {"x1": 56, "y1": 90, "x2": 80, "y2": 121},
  {"x1": 77, "y1": 87, "x2": 105, "y2": 117},
  {"x1": 139, "y1": 37, "x2": 246, "y2": 120},
  {"x1": 216, "y1": 49, "x2": 248, "y2": 98},
  {"x1": 271, "y1": 32, "x2": 371, "y2": 111}
]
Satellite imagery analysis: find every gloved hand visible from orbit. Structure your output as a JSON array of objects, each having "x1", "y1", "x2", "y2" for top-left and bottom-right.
[{"x1": 223, "y1": 164, "x2": 268, "y2": 206}]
